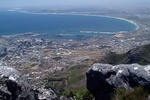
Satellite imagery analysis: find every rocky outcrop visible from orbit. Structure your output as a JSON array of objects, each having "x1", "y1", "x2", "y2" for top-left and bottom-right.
[
  {"x1": 37, "y1": 87, "x2": 57, "y2": 100},
  {"x1": 0, "y1": 63, "x2": 58, "y2": 100},
  {"x1": 0, "y1": 64, "x2": 36, "y2": 100},
  {"x1": 86, "y1": 63, "x2": 150, "y2": 100},
  {"x1": 59, "y1": 96, "x2": 75, "y2": 100}
]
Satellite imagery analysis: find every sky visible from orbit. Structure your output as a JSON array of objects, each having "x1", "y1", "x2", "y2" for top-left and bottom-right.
[{"x1": 0, "y1": 0, "x2": 150, "y2": 9}]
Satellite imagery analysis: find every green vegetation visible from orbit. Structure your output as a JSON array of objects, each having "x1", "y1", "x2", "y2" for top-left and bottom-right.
[
  {"x1": 43, "y1": 44, "x2": 150, "y2": 99},
  {"x1": 44, "y1": 64, "x2": 90, "y2": 93},
  {"x1": 99, "y1": 51, "x2": 129, "y2": 65},
  {"x1": 112, "y1": 87, "x2": 149, "y2": 100},
  {"x1": 99, "y1": 44, "x2": 150, "y2": 65},
  {"x1": 63, "y1": 88, "x2": 94, "y2": 100}
]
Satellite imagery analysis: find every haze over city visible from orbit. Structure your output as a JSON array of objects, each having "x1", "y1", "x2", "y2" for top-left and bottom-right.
[{"x1": 1, "y1": 0, "x2": 150, "y2": 9}]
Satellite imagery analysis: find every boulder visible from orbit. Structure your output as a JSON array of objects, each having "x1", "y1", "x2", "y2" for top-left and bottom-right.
[
  {"x1": 86, "y1": 63, "x2": 150, "y2": 100},
  {"x1": 0, "y1": 63, "x2": 58, "y2": 100},
  {"x1": 0, "y1": 63, "x2": 38, "y2": 100},
  {"x1": 37, "y1": 87, "x2": 58, "y2": 100},
  {"x1": 59, "y1": 96, "x2": 75, "y2": 100}
]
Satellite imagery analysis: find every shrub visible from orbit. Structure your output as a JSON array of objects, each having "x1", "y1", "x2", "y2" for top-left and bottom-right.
[
  {"x1": 63, "y1": 88, "x2": 94, "y2": 100},
  {"x1": 112, "y1": 87, "x2": 149, "y2": 100}
]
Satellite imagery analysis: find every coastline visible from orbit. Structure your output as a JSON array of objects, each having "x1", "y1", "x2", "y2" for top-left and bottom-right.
[
  {"x1": 14, "y1": 10, "x2": 139, "y2": 31},
  {"x1": 97, "y1": 15, "x2": 139, "y2": 31}
]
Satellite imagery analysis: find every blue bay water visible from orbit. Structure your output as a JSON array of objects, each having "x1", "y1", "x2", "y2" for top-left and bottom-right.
[{"x1": 0, "y1": 11, "x2": 137, "y2": 40}]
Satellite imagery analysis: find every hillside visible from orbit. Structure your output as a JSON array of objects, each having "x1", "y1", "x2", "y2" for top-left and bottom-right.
[
  {"x1": 60, "y1": 44, "x2": 150, "y2": 100},
  {"x1": 99, "y1": 44, "x2": 150, "y2": 65},
  {"x1": 45, "y1": 44, "x2": 150, "y2": 93}
]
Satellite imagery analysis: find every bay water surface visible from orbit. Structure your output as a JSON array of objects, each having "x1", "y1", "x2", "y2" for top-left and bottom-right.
[{"x1": 0, "y1": 11, "x2": 137, "y2": 40}]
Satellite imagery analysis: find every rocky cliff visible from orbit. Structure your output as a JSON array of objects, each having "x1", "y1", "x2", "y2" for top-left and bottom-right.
[
  {"x1": 0, "y1": 63, "x2": 59, "y2": 100},
  {"x1": 86, "y1": 63, "x2": 150, "y2": 100},
  {"x1": 0, "y1": 64, "x2": 36, "y2": 100}
]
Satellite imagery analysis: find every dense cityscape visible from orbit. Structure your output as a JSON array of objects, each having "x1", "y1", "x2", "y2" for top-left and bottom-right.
[{"x1": 0, "y1": 8, "x2": 150, "y2": 89}]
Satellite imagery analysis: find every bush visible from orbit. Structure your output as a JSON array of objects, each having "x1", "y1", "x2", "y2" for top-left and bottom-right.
[
  {"x1": 63, "y1": 88, "x2": 94, "y2": 100},
  {"x1": 112, "y1": 87, "x2": 149, "y2": 100}
]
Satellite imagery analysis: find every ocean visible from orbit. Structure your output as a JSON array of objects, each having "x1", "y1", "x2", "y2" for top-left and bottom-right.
[{"x1": 0, "y1": 11, "x2": 137, "y2": 40}]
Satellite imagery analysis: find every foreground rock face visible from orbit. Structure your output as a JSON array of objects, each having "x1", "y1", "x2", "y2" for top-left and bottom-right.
[
  {"x1": 86, "y1": 63, "x2": 150, "y2": 100},
  {"x1": 0, "y1": 63, "x2": 58, "y2": 100},
  {"x1": 0, "y1": 64, "x2": 37, "y2": 100}
]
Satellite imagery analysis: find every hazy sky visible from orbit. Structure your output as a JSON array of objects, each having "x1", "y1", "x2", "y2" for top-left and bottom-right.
[{"x1": 1, "y1": 0, "x2": 150, "y2": 9}]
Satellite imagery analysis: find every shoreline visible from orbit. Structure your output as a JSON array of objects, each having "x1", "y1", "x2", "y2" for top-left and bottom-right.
[{"x1": 14, "y1": 10, "x2": 139, "y2": 31}]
